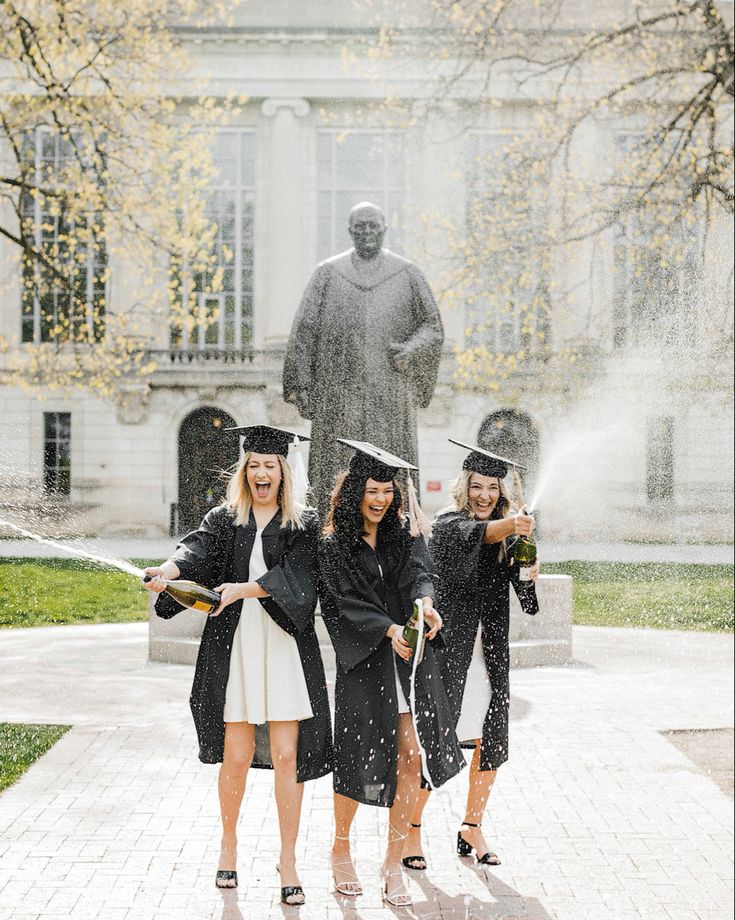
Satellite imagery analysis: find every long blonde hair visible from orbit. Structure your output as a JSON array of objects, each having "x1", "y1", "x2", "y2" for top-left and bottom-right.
[
  {"x1": 443, "y1": 468, "x2": 513, "y2": 520},
  {"x1": 225, "y1": 452, "x2": 305, "y2": 529}
]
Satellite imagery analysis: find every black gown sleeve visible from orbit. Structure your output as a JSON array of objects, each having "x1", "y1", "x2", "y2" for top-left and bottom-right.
[
  {"x1": 154, "y1": 506, "x2": 230, "y2": 619},
  {"x1": 430, "y1": 511, "x2": 487, "y2": 583},
  {"x1": 318, "y1": 538, "x2": 395, "y2": 673},
  {"x1": 256, "y1": 512, "x2": 319, "y2": 637}
]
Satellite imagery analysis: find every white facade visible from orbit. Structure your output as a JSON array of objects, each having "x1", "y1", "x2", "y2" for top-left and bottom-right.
[{"x1": 0, "y1": 2, "x2": 732, "y2": 542}]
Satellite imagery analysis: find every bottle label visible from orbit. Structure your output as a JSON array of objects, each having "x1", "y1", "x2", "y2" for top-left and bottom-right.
[
  {"x1": 519, "y1": 565, "x2": 533, "y2": 582},
  {"x1": 192, "y1": 600, "x2": 213, "y2": 612}
]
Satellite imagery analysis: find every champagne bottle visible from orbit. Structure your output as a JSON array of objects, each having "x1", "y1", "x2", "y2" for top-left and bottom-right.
[
  {"x1": 143, "y1": 575, "x2": 220, "y2": 614},
  {"x1": 402, "y1": 599, "x2": 423, "y2": 651},
  {"x1": 512, "y1": 509, "x2": 537, "y2": 582}
]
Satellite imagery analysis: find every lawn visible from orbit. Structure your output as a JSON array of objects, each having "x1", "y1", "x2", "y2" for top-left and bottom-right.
[
  {"x1": 0, "y1": 557, "x2": 732, "y2": 632},
  {"x1": 0, "y1": 723, "x2": 71, "y2": 794},
  {"x1": 544, "y1": 561, "x2": 734, "y2": 632},
  {"x1": 0, "y1": 558, "x2": 152, "y2": 628}
]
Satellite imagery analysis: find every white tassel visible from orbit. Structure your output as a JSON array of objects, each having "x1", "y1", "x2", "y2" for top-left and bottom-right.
[
  {"x1": 407, "y1": 473, "x2": 432, "y2": 539},
  {"x1": 290, "y1": 436, "x2": 310, "y2": 505}
]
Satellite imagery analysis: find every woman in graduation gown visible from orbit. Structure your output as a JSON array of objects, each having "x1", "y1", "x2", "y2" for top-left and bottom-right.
[
  {"x1": 403, "y1": 440, "x2": 538, "y2": 871},
  {"x1": 142, "y1": 425, "x2": 332, "y2": 905},
  {"x1": 318, "y1": 440, "x2": 463, "y2": 908}
]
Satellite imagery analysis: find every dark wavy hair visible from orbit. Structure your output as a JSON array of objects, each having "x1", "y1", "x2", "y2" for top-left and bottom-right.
[{"x1": 323, "y1": 469, "x2": 407, "y2": 552}]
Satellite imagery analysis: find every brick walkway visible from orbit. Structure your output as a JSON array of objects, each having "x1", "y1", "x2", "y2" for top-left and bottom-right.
[{"x1": 0, "y1": 623, "x2": 732, "y2": 919}]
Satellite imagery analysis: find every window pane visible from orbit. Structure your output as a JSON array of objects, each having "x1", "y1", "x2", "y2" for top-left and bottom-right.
[
  {"x1": 318, "y1": 130, "x2": 404, "y2": 262},
  {"x1": 43, "y1": 412, "x2": 71, "y2": 496}
]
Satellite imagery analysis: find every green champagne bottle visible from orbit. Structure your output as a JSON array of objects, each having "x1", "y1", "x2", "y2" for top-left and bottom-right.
[
  {"x1": 402, "y1": 599, "x2": 423, "y2": 651},
  {"x1": 143, "y1": 576, "x2": 220, "y2": 614},
  {"x1": 512, "y1": 511, "x2": 537, "y2": 582}
]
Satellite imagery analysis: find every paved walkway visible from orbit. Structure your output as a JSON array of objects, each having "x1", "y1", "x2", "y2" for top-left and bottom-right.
[
  {"x1": 1, "y1": 536, "x2": 732, "y2": 564},
  {"x1": 0, "y1": 624, "x2": 732, "y2": 919}
]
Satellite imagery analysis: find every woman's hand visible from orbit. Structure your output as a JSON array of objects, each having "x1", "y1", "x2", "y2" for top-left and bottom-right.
[
  {"x1": 142, "y1": 566, "x2": 167, "y2": 593},
  {"x1": 529, "y1": 561, "x2": 540, "y2": 582},
  {"x1": 512, "y1": 513, "x2": 535, "y2": 536},
  {"x1": 387, "y1": 623, "x2": 413, "y2": 661},
  {"x1": 212, "y1": 582, "x2": 247, "y2": 616},
  {"x1": 422, "y1": 597, "x2": 443, "y2": 640}
]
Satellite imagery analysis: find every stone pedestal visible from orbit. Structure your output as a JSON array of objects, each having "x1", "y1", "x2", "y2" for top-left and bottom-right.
[{"x1": 149, "y1": 574, "x2": 573, "y2": 667}]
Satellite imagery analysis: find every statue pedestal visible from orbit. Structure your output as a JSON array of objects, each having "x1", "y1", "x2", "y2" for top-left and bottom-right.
[{"x1": 148, "y1": 575, "x2": 573, "y2": 668}]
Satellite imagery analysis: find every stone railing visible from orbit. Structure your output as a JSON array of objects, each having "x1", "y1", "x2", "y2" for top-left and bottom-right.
[{"x1": 148, "y1": 574, "x2": 573, "y2": 668}]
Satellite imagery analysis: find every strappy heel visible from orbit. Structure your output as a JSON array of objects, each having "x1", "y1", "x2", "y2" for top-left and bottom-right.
[
  {"x1": 457, "y1": 821, "x2": 501, "y2": 866},
  {"x1": 331, "y1": 834, "x2": 363, "y2": 897},
  {"x1": 215, "y1": 869, "x2": 238, "y2": 889},
  {"x1": 276, "y1": 864, "x2": 305, "y2": 906},
  {"x1": 402, "y1": 822, "x2": 427, "y2": 871},
  {"x1": 382, "y1": 824, "x2": 412, "y2": 907}
]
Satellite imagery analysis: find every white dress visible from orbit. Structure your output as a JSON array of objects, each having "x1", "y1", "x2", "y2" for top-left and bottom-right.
[
  {"x1": 223, "y1": 528, "x2": 313, "y2": 724},
  {"x1": 455, "y1": 624, "x2": 492, "y2": 743}
]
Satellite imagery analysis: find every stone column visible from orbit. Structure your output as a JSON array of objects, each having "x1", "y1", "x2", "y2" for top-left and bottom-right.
[{"x1": 259, "y1": 97, "x2": 311, "y2": 347}]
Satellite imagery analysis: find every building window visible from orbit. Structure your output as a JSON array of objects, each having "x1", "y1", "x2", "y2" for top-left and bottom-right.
[
  {"x1": 173, "y1": 130, "x2": 255, "y2": 350},
  {"x1": 612, "y1": 135, "x2": 699, "y2": 349},
  {"x1": 43, "y1": 413, "x2": 71, "y2": 496},
  {"x1": 646, "y1": 416, "x2": 674, "y2": 502},
  {"x1": 317, "y1": 130, "x2": 404, "y2": 261},
  {"x1": 21, "y1": 130, "x2": 107, "y2": 344},
  {"x1": 465, "y1": 132, "x2": 550, "y2": 354}
]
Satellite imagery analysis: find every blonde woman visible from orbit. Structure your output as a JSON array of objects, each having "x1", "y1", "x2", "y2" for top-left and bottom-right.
[
  {"x1": 403, "y1": 440, "x2": 538, "y2": 872},
  {"x1": 143, "y1": 425, "x2": 332, "y2": 906}
]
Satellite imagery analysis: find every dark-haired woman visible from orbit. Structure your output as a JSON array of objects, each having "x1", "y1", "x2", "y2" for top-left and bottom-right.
[
  {"x1": 404, "y1": 443, "x2": 538, "y2": 871},
  {"x1": 318, "y1": 440, "x2": 463, "y2": 907},
  {"x1": 143, "y1": 426, "x2": 332, "y2": 906}
]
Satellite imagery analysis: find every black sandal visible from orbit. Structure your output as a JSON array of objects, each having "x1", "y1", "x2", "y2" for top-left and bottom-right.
[
  {"x1": 215, "y1": 869, "x2": 238, "y2": 889},
  {"x1": 277, "y1": 864, "x2": 305, "y2": 906},
  {"x1": 457, "y1": 822, "x2": 501, "y2": 866},
  {"x1": 402, "y1": 822, "x2": 427, "y2": 870}
]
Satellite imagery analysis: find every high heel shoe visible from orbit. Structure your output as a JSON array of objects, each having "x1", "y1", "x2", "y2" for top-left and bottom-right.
[
  {"x1": 276, "y1": 864, "x2": 305, "y2": 906},
  {"x1": 457, "y1": 822, "x2": 501, "y2": 866},
  {"x1": 215, "y1": 870, "x2": 238, "y2": 889},
  {"x1": 331, "y1": 833, "x2": 363, "y2": 897},
  {"x1": 380, "y1": 867, "x2": 412, "y2": 907},
  {"x1": 402, "y1": 822, "x2": 427, "y2": 871},
  {"x1": 382, "y1": 824, "x2": 412, "y2": 907}
]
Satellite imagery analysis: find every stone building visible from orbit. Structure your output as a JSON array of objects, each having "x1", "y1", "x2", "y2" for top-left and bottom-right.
[{"x1": 0, "y1": 1, "x2": 732, "y2": 543}]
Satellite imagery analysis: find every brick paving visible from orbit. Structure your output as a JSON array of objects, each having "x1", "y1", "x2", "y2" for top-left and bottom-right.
[{"x1": 0, "y1": 623, "x2": 732, "y2": 919}]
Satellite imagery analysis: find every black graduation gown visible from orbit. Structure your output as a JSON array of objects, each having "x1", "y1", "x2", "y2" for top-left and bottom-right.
[
  {"x1": 154, "y1": 505, "x2": 333, "y2": 781},
  {"x1": 430, "y1": 510, "x2": 539, "y2": 772},
  {"x1": 318, "y1": 530, "x2": 464, "y2": 807}
]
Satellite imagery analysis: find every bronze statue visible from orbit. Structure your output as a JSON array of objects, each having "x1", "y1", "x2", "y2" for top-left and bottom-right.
[{"x1": 283, "y1": 202, "x2": 444, "y2": 512}]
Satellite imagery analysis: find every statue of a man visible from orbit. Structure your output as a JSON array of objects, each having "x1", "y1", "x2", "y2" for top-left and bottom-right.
[{"x1": 283, "y1": 201, "x2": 444, "y2": 512}]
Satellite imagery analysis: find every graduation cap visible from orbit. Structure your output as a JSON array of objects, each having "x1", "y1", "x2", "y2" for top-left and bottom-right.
[
  {"x1": 448, "y1": 438, "x2": 528, "y2": 479},
  {"x1": 338, "y1": 439, "x2": 417, "y2": 483},
  {"x1": 338, "y1": 440, "x2": 430, "y2": 538},
  {"x1": 225, "y1": 425, "x2": 310, "y2": 457}
]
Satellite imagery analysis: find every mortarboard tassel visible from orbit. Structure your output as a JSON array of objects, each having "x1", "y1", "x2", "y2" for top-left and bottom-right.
[
  {"x1": 406, "y1": 473, "x2": 432, "y2": 539},
  {"x1": 290, "y1": 436, "x2": 310, "y2": 505},
  {"x1": 511, "y1": 464, "x2": 528, "y2": 514}
]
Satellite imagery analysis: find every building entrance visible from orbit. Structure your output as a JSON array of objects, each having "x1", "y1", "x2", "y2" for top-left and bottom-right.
[{"x1": 178, "y1": 407, "x2": 239, "y2": 533}]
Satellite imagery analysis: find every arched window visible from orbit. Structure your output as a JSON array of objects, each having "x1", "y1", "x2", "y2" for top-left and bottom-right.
[
  {"x1": 178, "y1": 407, "x2": 240, "y2": 533},
  {"x1": 478, "y1": 410, "x2": 540, "y2": 508}
]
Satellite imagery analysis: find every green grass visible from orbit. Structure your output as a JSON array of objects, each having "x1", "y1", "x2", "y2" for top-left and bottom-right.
[
  {"x1": 0, "y1": 723, "x2": 71, "y2": 794},
  {"x1": 0, "y1": 558, "x2": 154, "y2": 628},
  {"x1": 0, "y1": 557, "x2": 732, "y2": 633},
  {"x1": 544, "y1": 561, "x2": 734, "y2": 632}
]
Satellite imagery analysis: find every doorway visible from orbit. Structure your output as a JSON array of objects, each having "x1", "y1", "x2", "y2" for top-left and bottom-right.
[{"x1": 178, "y1": 407, "x2": 239, "y2": 533}]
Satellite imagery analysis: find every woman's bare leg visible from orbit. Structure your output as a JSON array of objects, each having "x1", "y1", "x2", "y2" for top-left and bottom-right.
[
  {"x1": 404, "y1": 786, "x2": 431, "y2": 866},
  {"x1": 382, "y1": 713, "x2": 422, "y2": 902},
  {"x1": 332, "y1": 793, "x2": 361, "y2": 894},
  {"x1": 218, "y1": 722, "x2": 255, "y2": 884},
  {"x1": 460, "y1": 741, "x2": 498, "y2": 855},
  {"x1": 269, "y1": 721, "x2": 304, "y2": 899}
]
